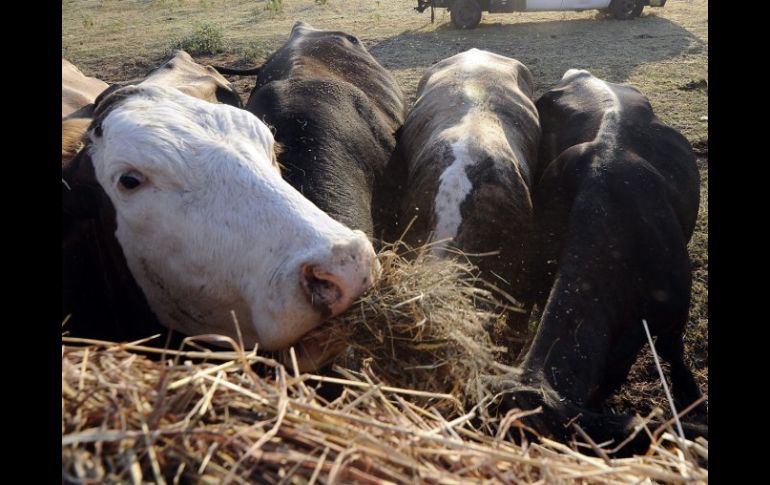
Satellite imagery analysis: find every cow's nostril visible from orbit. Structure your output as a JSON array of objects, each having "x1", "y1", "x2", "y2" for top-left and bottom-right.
[{"x1": 301, "y1": 264, "x2": 343, "y2": 318}]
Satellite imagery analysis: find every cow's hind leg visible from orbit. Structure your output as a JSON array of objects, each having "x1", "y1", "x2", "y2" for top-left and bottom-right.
[{"x1": 655, "y1": 334, "x2": 707, "y2": 419}]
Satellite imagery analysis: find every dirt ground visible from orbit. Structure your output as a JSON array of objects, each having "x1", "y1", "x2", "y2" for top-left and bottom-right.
[{"x1": 63, "y1": 0, "x2": 708, "y2": 421}]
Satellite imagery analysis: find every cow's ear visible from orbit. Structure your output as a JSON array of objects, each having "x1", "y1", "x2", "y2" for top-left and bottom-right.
[
  {"x1": 215, "y1": 85, "x2": 243, "y2": 109},
  {"x1": 517, "y1": 64, "x2": 536, "y2": 99}
]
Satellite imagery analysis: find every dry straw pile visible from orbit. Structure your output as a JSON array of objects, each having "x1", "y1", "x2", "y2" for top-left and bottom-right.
[
  {"x1": 62, "y1": 246, "x2": 707, "y2": 483},
  {"x1": 323, "y1": 245, "x2": 519, "y2": 409}
]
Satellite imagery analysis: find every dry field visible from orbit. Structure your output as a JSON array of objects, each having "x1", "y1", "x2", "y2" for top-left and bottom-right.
[{"x1": 63, "y1": 0, "x2": 708, "y2": 433}]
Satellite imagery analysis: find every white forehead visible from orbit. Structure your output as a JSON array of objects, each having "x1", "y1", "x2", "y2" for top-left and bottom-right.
[{"x1": 88, "y1": 85, "x2": 274, "y2": 180}]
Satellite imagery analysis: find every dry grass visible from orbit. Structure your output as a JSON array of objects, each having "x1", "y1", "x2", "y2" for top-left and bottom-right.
[
  {"x1": 324, "y1": 244, "x2": 516, "y2": 409},
  {"x1": 62, "y1": 340, "x2": 707, "y2": 484},
  {"x1": 63, "y1": 249, "x2": 707, "y2": 483}
]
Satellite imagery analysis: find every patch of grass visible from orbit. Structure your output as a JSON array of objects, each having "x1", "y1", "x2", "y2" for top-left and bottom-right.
[
  {"x1": 171, "y1": 22, "x2": 226, "y2": 56},
  {"x1": 315, "y1": 0, "x2": 328, "y2": 5},
  {"x1": 264, "y1": 0, "x2": 283, "y2": 16},
  {"x1": 249, "y1": 6, "x2": 263, "y2": 21},
  {"x1": 238, "y1": 43, "x2": 272, "y2": 63}
]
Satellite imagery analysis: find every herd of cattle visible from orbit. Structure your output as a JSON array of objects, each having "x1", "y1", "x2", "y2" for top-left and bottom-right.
[{"x1": 62, "y1": 21, "x2": 706, "y2": 453}]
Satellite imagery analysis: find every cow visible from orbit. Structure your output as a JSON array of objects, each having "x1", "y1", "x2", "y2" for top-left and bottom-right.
[
  {"x1": 215, "y1": 22, "x2": 406, "y2": 238},
  {"x1": 62, "y1": 59, "x2": 108, "y2": 120},
  {"x1": 490, "y1": 69, "x2": 705, "y2": 455},
  {"x1": 124, "y1": 49, "x2": 242, "y2": 108},
  {"x1": 390, "y1": 49, "x2": 540, "y2": 337},
  {"x1": 62, "y1": 51, "x2": 242, "y2": 165},
  {"x1": 62, "y1": 84, "x2": 380, "y2": 372},
  {"x1": 62, "y1": 59, "x2": 109, "y2": 163}
]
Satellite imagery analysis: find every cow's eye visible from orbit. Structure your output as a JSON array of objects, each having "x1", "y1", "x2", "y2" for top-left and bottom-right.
[{"x1": 118, "y1": 171, "x2": 145, "y2": 190}]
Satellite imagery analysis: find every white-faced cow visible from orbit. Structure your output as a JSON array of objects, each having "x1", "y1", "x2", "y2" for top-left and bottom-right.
[
  {"x1": 215, "y1": 22, "x2": 406, "y2": 238},
  {"x1": 62, "y1": 59, "x2": 109, "y2": 163},
  {"x1": 62, "y1": 84, "x2": 380, "y2": 372},
  {"x1": 63, "y1": 51, "x2": 247, "y2": 339},
  {"x1": 390, "y1": 49, "x2": 540, "y2": 336},
  {"x1": 491, "y1": 69, "x2": 705, "y2": 455}
]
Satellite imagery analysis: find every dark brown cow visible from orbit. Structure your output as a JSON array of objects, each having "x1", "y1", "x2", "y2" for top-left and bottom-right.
[
  {"x1": 389, "y1": 49, "x2": 540, "y2": 336},
  {"x1": 216, "y1": 22, "x2": 406, "y2": 238}
]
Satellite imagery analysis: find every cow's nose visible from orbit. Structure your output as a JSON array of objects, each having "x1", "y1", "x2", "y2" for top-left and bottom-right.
[{"x1": 300, "y1": 234, "x2": 380, "y2": 318}]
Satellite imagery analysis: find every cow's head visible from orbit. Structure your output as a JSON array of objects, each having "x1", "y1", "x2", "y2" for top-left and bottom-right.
[
  {"x1": 286, "y1": 21, "x2": 374, "y2": 68},
  {"x1": 92, "y1": 50, "x2": 243, "y2": 110},
  {"x1": 65, "y1": 84, "x2": 380, "y2": 369}
]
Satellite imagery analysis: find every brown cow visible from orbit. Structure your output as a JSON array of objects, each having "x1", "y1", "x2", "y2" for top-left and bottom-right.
[
  {"x1": 62, "y1": 59, "x2": 109, "y2": 163},
  {"x1": 390, "y1": 49, "x2": 540, "y2": 337},
  {"x1": 62, "y1": 51, "x2": 242, "y2": 164},
  {"x1": 62, "y1": 59, "x2": 108, "y2": 120}
]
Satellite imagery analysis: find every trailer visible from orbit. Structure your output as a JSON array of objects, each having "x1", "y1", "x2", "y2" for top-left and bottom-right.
[{"x1": 415, "y1": 0, "x2": 668, "y2": 29}]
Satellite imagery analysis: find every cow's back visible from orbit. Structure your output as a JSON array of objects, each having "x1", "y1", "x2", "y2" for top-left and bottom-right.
[
  {"x1": 394, "y1": 49, "x2": 541, "y2": 333},
  {"x1": 525, "y1": 71, "x2": 701, "y2": 408},
  {"x1": 536, "y1": 70, "x2": 699, "y2": 236}
]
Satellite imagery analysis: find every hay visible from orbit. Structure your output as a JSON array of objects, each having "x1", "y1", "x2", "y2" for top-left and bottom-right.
[
  {"x1": 62, "y1": 342, "x2": 707, "y2": 483},
  {"x1": 62, "y1": 245, "x2": 707, "y2": 483},
  {"x1": 318, "y1": 244, "x2": 517, "y2": 409}
]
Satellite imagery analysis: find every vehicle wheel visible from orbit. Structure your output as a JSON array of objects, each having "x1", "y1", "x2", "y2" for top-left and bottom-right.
[
  {"x1": 609, "y1": 0, "x2": 644, "y2": 20},
  {"x1": 451, "y1": 0, "x2": 482, "y2": 29}
]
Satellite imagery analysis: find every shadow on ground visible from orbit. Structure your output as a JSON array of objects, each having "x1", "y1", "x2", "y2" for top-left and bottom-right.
[{"x1": 370, "y1": 14, "x2": 704, "y2": 92}]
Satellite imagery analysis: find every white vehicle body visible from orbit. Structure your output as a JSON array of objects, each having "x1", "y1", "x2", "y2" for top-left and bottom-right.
[
  {"x1": 416, "y1": 0, "x2": 668, "y2": 29},
  {"x1": 526, "y1": 1, "x2": 610, "y2": 11}
]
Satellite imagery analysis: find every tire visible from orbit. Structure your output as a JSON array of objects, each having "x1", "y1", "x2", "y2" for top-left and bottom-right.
[
  {"x1": 451, "y1": 0, "x2": 482, "y2": 29},
  {"x1": 609, "y1": 0, "x2": 644, "y2": 20}
]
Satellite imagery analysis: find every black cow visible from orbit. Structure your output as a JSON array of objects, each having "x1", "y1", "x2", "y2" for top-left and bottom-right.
[
  {"x1": 492, "y1": 69, "x2": 705, "y2": 454},
  {"x1": 217, "y1": 21, "x2": 406, "y2": 237}
]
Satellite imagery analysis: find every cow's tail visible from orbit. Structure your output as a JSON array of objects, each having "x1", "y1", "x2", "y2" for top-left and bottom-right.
[{"x1": 212, "y1": 65, "x2": 262, "y2": 76}]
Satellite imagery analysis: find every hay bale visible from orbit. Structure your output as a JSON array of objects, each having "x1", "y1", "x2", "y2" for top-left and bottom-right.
[
  {"x1": 62, "y1": 244, "x2": 707, "y2": 482},
  {"x1": 62, "y1": 343, "x2": 708, "y2": 483}
]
